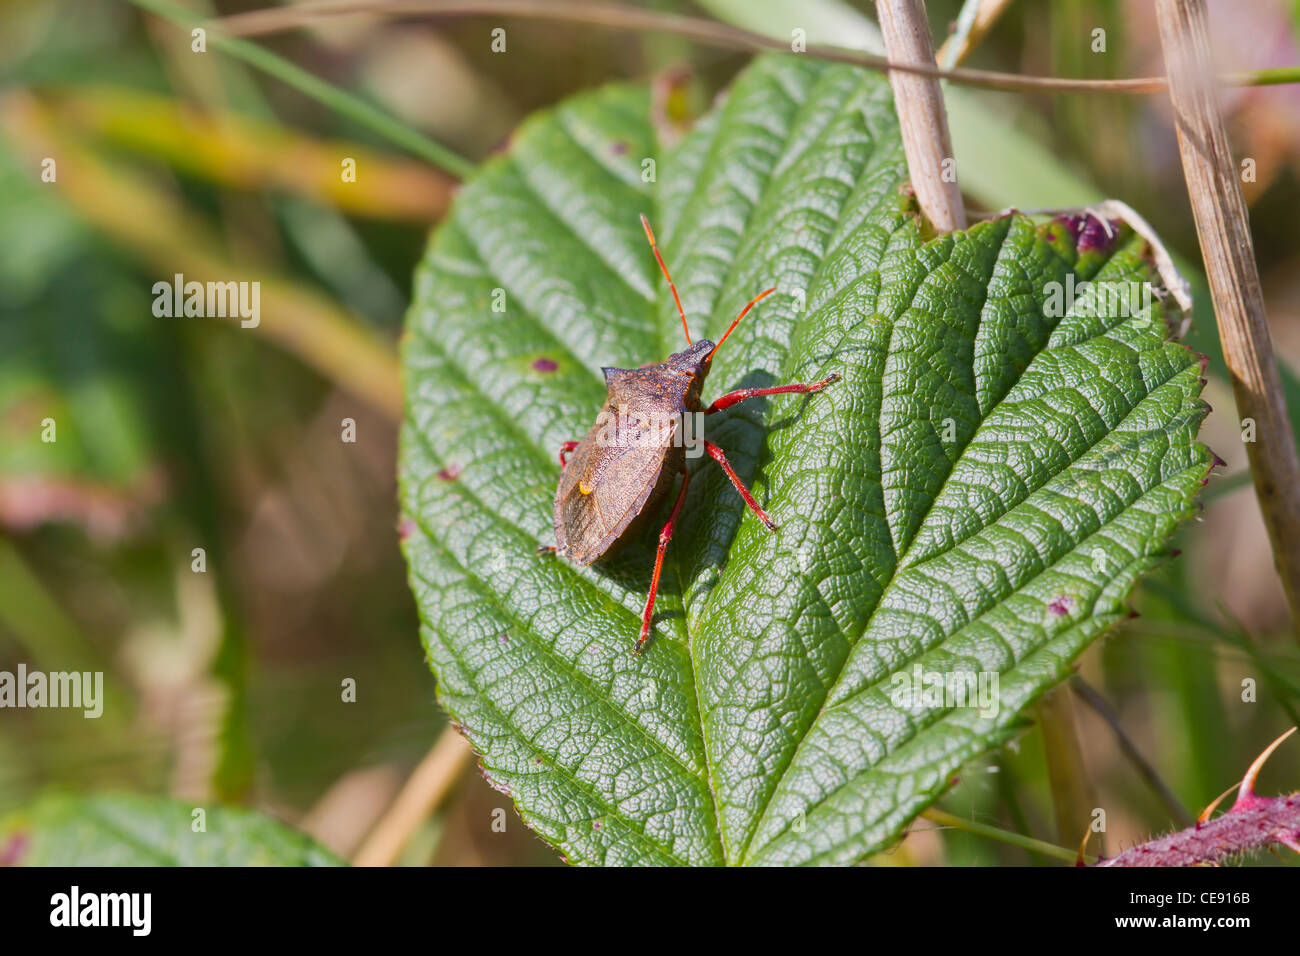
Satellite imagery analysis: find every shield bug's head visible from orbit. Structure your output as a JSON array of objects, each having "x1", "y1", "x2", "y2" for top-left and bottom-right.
[
  {"x1": 656, "y1": 337, "x2": 718, "y2": 410},
  {"x1": 667, "y1": 337, "x2": 716, "y2": 376}
]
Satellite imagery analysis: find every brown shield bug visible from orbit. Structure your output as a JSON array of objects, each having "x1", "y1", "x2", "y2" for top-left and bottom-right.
[{"x1": 549, "y1": 215, "x2": 839, "y2": 652}]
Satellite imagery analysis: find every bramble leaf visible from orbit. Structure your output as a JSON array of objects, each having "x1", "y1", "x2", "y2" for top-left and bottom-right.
[
  {"x1": 0, "y1": 792, "x2": 342, "y2": 866},
  {"x1": 398, "y1": 55, "x2": 1212, "y2": 866}
]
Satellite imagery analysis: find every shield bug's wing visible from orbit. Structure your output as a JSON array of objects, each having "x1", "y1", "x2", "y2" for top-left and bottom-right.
[{"x1": 554, "y1": 406, "x2": 677, "y2": 565}]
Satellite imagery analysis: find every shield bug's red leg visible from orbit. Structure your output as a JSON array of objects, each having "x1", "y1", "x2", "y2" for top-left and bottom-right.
[
  {"x1": 704, "y1": 374, "x2": 840, "y2": 414},
  {"x1": 636, "y1": 467, "x2": 690, "y2": 653},
  {"x1": 558, "y1": 441, "x2": 579, "y2": 467},
  {"x1": 704, "y1": 440, "x2": 777, "y2": 532}
]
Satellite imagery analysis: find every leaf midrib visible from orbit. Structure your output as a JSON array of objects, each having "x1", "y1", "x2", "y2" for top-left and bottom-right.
[
  {"x1": 672, "y1": 69, "x2": 945, "y2": 864},
  {"x1": 664, "y1": 67, "x2": 903, "y2": 864}
]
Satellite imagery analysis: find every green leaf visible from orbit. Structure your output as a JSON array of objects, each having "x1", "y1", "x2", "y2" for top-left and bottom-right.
[
  {"x1": 0, "y1": 792, "x2": 342, "y2": 866},
  {"x1": 398, "y1": 54, "x2": 1212, "y2": 866}
]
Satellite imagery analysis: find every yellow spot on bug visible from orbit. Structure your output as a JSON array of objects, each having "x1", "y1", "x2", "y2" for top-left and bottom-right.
[{"x1": 579, "y1": 480, "x2": 594, "y2": 495}]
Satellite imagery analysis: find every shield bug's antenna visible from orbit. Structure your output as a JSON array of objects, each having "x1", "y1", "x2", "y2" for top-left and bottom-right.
[
  {"x1": 640, "y1": 214, "x2": 691, "y2": 345},
  {"x1": 706, "y1": 287, "x2": 776, "y2": 363}
]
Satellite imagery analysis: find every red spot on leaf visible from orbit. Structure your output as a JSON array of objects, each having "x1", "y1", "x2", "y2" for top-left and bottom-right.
[
  {"x1": 532, "y1": 357, "x2": 558, "y2": 373},
  {"x1": 438, "y1": 463, "x2": 462, "y2": 481},
  {"x1": 1047, "y1": 596, "x2": 1073, "y2": 617}
]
